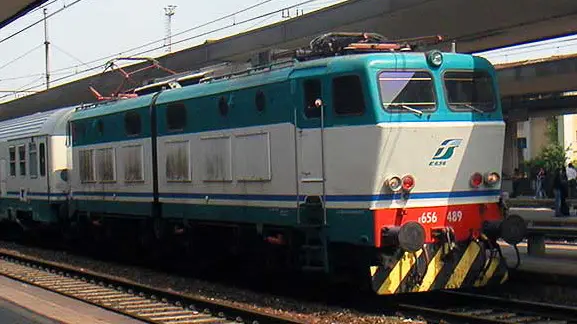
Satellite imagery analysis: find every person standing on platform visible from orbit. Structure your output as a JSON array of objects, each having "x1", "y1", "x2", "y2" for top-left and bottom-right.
[
  {"x1": 553, "y1": 167, "x2": 570, "y2": 217},
  {"x1": 566, "y1": 163, "x2": 577, "y2": 198},
  {"x1": 535, "y1": 168, "x2": 546, "y2": 199},
  {"x1": 511, "y1": 168, "x2": 521, "y2": 198}
]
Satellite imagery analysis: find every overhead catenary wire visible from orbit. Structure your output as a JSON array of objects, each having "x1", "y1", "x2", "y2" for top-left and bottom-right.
[
  {"x1": 0, "y1": 64, "x2": 100, "y2": 101},
  {"x1": 0, "y1": 71, "x2": 69, "y2": 82},
  {"x1": 127, "y1": 0, "x2": 317, "y2": 56},
  {"x1": 0, "y1": 0, "x2": 85, "y2": 45},
  {"x1": 51, "y1": 44, "x2": 91, "y2": 69},
  {"x1": 0, "y1": 0, "x2": 288, "y2": 83},
  {"x1": 27, "y1": 0, "x2": 61, "y2": 16},
  {"x1": 0, "y1": 44, "x2": 43, "y2": 71},
  {"x1": 130, "y1": 0, "x2": 321, "y2": 56},
  {"x1": 0, "y1": 0, "x2": 328, "y2": 97},
  {"x1": 42, "y1": 0, "x2": 282, "y2": 72}
]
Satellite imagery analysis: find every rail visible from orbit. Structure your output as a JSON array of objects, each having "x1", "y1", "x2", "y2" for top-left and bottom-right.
[
  {"x1": 395, "y1": 290, "x2": 577, "y2": 323},
  {"x1": 0, "y1": 248, "x2": 301, "y2": 324}
]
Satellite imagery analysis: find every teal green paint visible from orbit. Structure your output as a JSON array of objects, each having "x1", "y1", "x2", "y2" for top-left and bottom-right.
[
  {"x1": 366, "y1": 53, "x2": 503, "y2": 123},
  {"x1": 0, "y1": 198, "x2": 58, "y2": 223},
  {"x1": 155, "y1": 80, "x2": 294, "y2": 136},
  {"x1": 327, "y1": 209, "x2": 375, "y2": 245},
  {"x1": 73, "y1": 199, "x2": 374, "y2": 245},
  {"x1": 72, "y1": 105, "x2": 151, "y2": 146},
  {"x1": 71, "y1": 52, "x2": 503, "y2": 147},
  {"x1": 73, "y1": 200, "x2": 152, "y2": 217}
]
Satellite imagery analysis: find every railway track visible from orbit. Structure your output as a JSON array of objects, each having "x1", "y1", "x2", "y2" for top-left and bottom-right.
[
  {"x1": 395, "y1": 290, "x2": 577, "y2": 324},
  {"x1": 0, "y1": 250, "x2": 300, "y2": 324},
  {"x1": 3, "y1": 244, "x2": 577, "y2": 324}
]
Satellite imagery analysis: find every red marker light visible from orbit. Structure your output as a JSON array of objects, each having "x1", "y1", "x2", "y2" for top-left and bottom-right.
[
  {"x1": 470, "y1": 172, "x2": 483, "y2": 188},
  {"x1": 402, "y1": 175, "x2": 415, "y2": 191}
]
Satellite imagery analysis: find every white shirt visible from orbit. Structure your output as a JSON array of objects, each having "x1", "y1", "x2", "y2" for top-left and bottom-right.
[{"x1": 567, "y1": 167, "x2": 577, "y2": 180}]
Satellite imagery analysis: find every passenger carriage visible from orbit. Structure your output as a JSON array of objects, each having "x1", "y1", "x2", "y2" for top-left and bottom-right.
[{"x1": 0, "y1": 107, "x2": 73, "y2": 229}]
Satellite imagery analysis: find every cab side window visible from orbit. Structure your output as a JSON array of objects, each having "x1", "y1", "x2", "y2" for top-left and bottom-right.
[
  {"x1": 333, "y1": 75, "x2": 365, "y2": 115},
  {"x1": 166, "y1": 104, "x2": 187, "y2": 131},
  {"x1": 124, "y1": 111, "x2": 142, "y2": 136},
  {"x1": 303, "y1": 79, "x2": 321, "y2": 118}
]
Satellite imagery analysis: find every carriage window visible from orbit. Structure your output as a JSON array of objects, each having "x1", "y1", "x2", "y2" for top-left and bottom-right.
[
  {"x1": 304, "y1": 79, "x2": 322, "y2": 118},
  {"x1": 124, "y1": 111, "x2": 142, "y2": 136},
  {"x1": 79, "y1": 149, "x2": 95, "y2": 182},
  {"x1": 18, "y1": 145, "x2": 26, "y2": 176},
  {"x1": 379, "y1": 71, "x2": 435, "y2": 113},
  {"x1": 29, "y1": 143, "x2": 38, "y2": 178},
  {"x1": 8, "y1": 147, "x2": 15, "y2": 176},
  {"x1": 166, "y1": 104, "x2": 186, "y2": 131},
  {"x1": 444, "y1": 71, "x2": 496, "y2": 112},
  {"x1": 39, "y1": 143, "x2": 46, "y2": 177},
  {"x1": 333, "y1": 75, "x2": 365, "y2": 115},
  {"x1": 166, "y1": 141, "x2": 190, "y2": 182},
  {"x1": 124, "y1": 145, "x2": 143, "y2": 182},
  {"x1": 96, "y1": 148, "x2": 115, "y2": 182}
]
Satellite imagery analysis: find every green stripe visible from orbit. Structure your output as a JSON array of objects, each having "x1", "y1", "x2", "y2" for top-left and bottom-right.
[{"x1": 72, "y1": 200, "x2": 374, "y2": 244}]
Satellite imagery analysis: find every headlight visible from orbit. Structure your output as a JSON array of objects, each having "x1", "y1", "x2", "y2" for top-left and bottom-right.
[
  {"x1": 485, "y1": 172, "x2": 501, "y2": 186},
  {"x1": 427, "y1": 50, "x2": 443, "y2": 67},
  {"x1": 386, "y1": 176, "x2": 402, "y2": 192}
]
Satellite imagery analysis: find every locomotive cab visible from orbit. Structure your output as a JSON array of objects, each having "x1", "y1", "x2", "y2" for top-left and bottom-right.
[{"x1": 361, "y1": 51, "x2": 525, "y2": 294}]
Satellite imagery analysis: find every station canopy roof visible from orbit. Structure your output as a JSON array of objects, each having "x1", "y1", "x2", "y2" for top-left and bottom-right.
[{"x1": 0, "y1": 0, "x2": 47, "y2": 29}]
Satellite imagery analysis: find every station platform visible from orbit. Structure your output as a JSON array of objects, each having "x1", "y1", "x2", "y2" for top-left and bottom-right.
[
  {"x1": 0, "y1": 275, "x2": 144, "y2": 324},
  {"x1": 0, "y1": 297, "x2": 60, "y2": 324},
  {"x1": 507, "y1": 196, "x2": 577, "y2": 211},
  {"x1": 502, "y1": 199, "x2": 577, "y2": 256},
  {"x1": 509, "y1": 206, "x2": 577, "y2": 223},
  {"x1": 500, "y1": 242, "x2": 577, "y2": 277}
]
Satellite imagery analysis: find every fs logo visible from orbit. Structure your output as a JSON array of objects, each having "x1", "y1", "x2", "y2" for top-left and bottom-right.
[{"x1": 429, "y1": 139, "x2": 462, "y2": 166}]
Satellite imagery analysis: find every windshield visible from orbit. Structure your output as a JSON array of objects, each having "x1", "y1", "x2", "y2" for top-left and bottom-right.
[
  {"x1": 378, "y1": 71, "x2": 436, "y2": 113},
  {"x1": 444, "y1": 71, "x2": 496, "y2": 112}
]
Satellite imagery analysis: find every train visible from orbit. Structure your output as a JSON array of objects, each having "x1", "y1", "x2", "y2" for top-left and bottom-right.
[{"x1": 0, "y1": 32, "x2": 525, "y2": 295}]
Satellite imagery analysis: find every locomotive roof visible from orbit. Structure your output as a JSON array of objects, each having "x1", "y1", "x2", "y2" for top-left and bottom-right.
[
  {"x1": 0, "y1": 106, "x2": 75, "y2": 142},
  {"x1": 71, "y1": 52, "x2": 494, "y2": 121}
]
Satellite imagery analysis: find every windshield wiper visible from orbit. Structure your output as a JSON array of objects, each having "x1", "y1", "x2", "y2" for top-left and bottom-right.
[
  {"x1": 402, "y1": 105, "x2": 423, "y2": 116},
  {"x1": 462, "y1": 103, "x2": 484, "y2": 113},
  {"x1": 387, "y1": 103, "x2": 423, "y2": 116}
]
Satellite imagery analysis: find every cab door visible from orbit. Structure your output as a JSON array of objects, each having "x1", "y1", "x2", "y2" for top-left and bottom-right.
[{"x1": 291, "y1": 72, "x2": 328, "y2": 225}]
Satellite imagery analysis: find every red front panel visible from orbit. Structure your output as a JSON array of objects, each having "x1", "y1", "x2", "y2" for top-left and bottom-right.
[{"x1": 373, "y1": 203, "x2": 502, "y2": 247}]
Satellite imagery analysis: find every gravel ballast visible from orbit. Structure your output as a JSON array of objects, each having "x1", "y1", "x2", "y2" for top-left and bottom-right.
[{"x1": 0, "y1": 240, "x2": 419, "y2": 324}]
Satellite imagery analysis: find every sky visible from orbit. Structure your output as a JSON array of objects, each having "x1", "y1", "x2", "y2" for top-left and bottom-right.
[
  {"x1": 0, "y1": 0, "x2": 576, "y2": 103},
  {"x1": 0, "y1": 0, "x2": 347, "y2": 102},
  {"x1": 477, "y1": 34, "x2": 577, "y2": 65}
]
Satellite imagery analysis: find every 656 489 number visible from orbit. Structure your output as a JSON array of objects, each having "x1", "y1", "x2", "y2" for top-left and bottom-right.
[{"x1": 418, "y1": 211, "x2": 463, "y2": 224}]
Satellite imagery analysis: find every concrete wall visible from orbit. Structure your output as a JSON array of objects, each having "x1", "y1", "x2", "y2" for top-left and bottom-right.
[
  {"x1": 503, "y1": 121, "x2": 518, "y2": 176},
  {"x1": 561, "y1": 114, "x2": 577, "y2": 162},
  {"x1": 530, "y1": 117, "x2": 549, "y2": 159},
  {"x1": 513, "y1": 117, "x2": 548, "y2": 166},
  {"x1": 516, "y1": 121, "x2": 530, "y2": 161}
]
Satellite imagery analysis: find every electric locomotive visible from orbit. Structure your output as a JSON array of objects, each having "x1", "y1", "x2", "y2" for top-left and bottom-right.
[{"x1": 0, "y1": 33, "x2": 525, "y2": 295}]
